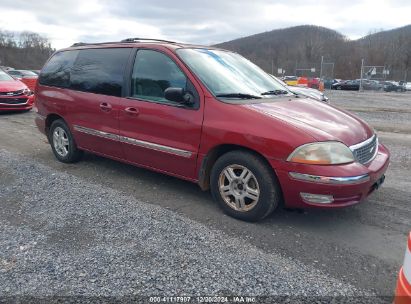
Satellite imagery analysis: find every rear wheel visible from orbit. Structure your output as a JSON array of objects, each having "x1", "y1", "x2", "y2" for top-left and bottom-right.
[
  {"x1": 210, "y1": 151, "x2": 282, "y2": 222},
  {"x1": 49, "y1": 119, "x2": 83, "y2": 163}
]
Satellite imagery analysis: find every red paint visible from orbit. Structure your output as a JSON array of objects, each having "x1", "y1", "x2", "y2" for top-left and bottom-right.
[
  {"x1": 0, "y1": 79, "x2": 35, "y2": 112},
  {"x1": 35, "y1": 42, "x2": 390, "y2": 209},
  {"x1": 20, "y1": 77, "x2": 38, "y2": 92},
  {"x1": 395, "y1": 233, "x2": 411, "y2": 304}
]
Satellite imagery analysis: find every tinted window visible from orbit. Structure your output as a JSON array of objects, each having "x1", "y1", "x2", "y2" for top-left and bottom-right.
[
  {"x1": 70, "y1": 48, "x2": 131, "y2": 97},
  {"x1": 131, "y1": 50, "x2": 187, "y2": 103},
  {"x1": 39, "y1": 51, "x2": 78, "y2": 87}
]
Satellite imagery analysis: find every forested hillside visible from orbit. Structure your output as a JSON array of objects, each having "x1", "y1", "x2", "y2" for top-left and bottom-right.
[
  {"x1": 215, "y1": 25, "x2": 411, "y2": 81},
  {"x1": 0, "y1": 31, "x2": 54, "y2": 70}
]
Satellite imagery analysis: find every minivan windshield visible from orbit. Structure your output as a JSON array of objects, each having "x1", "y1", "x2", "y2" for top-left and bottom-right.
[
  {"x1": 177, "y1": 48, "x2": 292, "y2": 101},
  {"x1": 0, "y1": 70, "x2": 14, "y2": 81}
]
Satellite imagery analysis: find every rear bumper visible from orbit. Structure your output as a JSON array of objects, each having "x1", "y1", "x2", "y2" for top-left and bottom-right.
[
  {"x1": 272, "y1": 143, "x2": 390, "y2": 209},
  {"x1": 34, "y1": 112, "x2": 47, "y2": 135}
]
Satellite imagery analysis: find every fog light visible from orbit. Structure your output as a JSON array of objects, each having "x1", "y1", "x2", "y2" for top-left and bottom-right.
[{"x1": 300, "y1": 192, "x2": 334, "y2": 204}]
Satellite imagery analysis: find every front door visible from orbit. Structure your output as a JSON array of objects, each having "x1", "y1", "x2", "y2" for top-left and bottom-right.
[{"x1": 118, "y1": 49, "x2": 204, "y2": 180}]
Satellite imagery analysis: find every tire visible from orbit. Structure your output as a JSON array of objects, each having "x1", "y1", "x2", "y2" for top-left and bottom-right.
[
  {"x1": 210, "y1": 150, "x2": 282, "y2": 222},
  {"x1": 48, "y1": 119, "x2": 83, "y2": 163},
  {"x1": 336, "y1": 86, "x2": 341, "y2": 90}
]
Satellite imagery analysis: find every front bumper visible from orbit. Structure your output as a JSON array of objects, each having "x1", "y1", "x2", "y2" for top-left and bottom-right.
[
  {"x1": 0, "y1": 95, "x2": 34, "y2": 112},
  {"x1": 271, "y1": 143, "x2": 390, "y2": 208}
]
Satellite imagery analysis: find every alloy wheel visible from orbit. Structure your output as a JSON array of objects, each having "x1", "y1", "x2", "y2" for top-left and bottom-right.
[
  {"x1": 218, "y1": 164, "x2": 260, "y2": 212},
  {"x1": 53, "y1": 127, "x2": 69, "y2": 157}
]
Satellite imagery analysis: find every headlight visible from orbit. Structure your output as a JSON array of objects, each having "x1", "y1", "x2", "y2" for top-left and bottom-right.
[
  {"x1": 23, "y1": 88, "x2": 33, "y2": 96},
  {"x1": 287, "y1": 141, "x2": 355, "y2": 165}
]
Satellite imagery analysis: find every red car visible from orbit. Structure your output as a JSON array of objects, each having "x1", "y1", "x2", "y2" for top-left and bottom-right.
[
  {"x1": 34, "y1": 39, "x2": 390, "y2": 221},
  {"x1": 7, "y1": 70, "x2": 38, "y2": 92},
  {"x1": 0, "y1": 69, "x2": 35, "y2": 112}
]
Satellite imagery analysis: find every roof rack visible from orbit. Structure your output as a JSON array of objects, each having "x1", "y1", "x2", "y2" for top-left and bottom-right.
[
  {"x1": 71, "y1": 38, "x2": 178, "y2": 47},
  {"x1": 71, "y1": 41, "x2": 119, "y2": 47},
  {"x1": 120, "y1": 38, "x2": 178, "y2": 44}
]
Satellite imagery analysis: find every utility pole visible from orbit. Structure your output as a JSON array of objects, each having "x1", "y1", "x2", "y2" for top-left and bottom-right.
[
  {"x1": 271, "y1": 59, "x2": 274, "y2": 75},
  {"x1": 359, "y1": 59, "x2": 364, "y2": 92},
  {"x1": 319, "y1": 56, "x2": 324, "y2": 80}
]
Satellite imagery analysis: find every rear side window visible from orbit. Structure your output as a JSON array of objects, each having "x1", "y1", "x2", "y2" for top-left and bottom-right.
[
  {"x1": 70, "y1": 48, "x2": 131, "y2": 97},
  {"x1": 39, "y1": 51, "x2": 78, "y2": 87}
]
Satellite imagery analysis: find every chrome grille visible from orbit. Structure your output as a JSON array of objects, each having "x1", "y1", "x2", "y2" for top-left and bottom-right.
[
  {"x1": 350, "y1": 135, "x2": 378, "y2": 165},
  {"x1": 0, "y1": 89, "x2": 24, "y2": 96}
]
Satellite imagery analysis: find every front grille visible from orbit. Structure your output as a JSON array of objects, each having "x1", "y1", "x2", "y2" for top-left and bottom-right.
[
  {"x1": 0, "y1": 98, "x2": 28, "y2": 105},
  {"x1": 350, "y1": 135, "x2": 378, "y2": 164},
  {"x1": 0, "y1": 89, "x2": 24, "y2": 96}
]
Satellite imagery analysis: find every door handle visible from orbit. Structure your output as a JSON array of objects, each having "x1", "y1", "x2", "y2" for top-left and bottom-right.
[
  {"x1": 99, "y1": 102, "x2": 112, "y2": 112},
  {"x1": 124, "y1": 107, "x2": 139, "y2": 116}
]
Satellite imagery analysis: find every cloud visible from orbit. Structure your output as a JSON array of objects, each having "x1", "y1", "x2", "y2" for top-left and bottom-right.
[{"x1": 0, "y1": 0, "x2": 410, "y2": 49}]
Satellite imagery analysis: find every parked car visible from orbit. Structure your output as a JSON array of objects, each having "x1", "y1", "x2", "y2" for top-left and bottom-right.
[
  {"x1": 282, "y1": 76, "x2": 298, "y2": 86},
  {"x1": 360, "y1": 79, "x2": 384, "y2": 91},
  {"x1": 270, "y1": 75, "x2": 329, "y2": 103},
  {"x1": 323, "y1": 79, "x2": 340, "y2": 89},
  {"x1": 7, "y1": 70, "x2": 38, "y2": 91},
  {"x1": 35, "y1": 39, "x2": 389, "y2": 222},
  {"x1": 331, "y1": 80, "x2": 360, "y2": 90},
  {"x1": 307, "y1": 77, "x2": 320, "y2": 89},
  {"x1": 0, "y1": 66, "x2": 14, "y2": 71},
  {"x1": 382, "y1": 81, "x2": 406, "y2": 92},
  {"x1": 0, "y1": 69, "x2": 35, "y2": 112},
  {"x1": 405, "y1": 82, "x2": 411, "y2": 91}
]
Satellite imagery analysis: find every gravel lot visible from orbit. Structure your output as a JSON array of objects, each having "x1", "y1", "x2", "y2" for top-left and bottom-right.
[
  {"x1": 0, "y1": 91, "x2": 410, "y2": 302},
  {"x1": 328, "y1": 90, "x2": 411, "y2": 134},
  {"x1": 0, "y1": 150, "x2": 382, "y2": 302}
]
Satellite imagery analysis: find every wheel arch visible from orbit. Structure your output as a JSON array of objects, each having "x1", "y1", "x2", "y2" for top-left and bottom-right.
[
  {"x1": 198, "y1": 144, "x2": 275, "y2": 191},
  {"x1": 45, "y1": 114, "x2": 65, "y2": 141}
]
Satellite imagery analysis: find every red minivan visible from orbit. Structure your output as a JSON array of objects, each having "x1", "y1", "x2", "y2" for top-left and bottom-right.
[{"x1": 34, "y1": 38, "x2": 390, "y2": 221}]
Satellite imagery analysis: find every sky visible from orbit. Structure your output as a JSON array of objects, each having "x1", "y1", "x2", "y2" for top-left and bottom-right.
[{"x1": 0, "y1": 0, "x2": 410, "y2": 49}]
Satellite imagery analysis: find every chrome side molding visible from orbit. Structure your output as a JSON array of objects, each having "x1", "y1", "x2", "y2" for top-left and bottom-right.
[{"x1": 73, "y1": 125, "x2": 192, "y2": 158}]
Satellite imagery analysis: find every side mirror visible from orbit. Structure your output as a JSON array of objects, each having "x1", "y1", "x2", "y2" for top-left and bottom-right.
[{"x1": 164, "y1": 87, "x2": 194, "y2": 105}]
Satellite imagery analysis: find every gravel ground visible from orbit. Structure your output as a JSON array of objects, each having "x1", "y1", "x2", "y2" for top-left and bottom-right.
[
  {"x1": 0, "y1": 150, "x2": 389, "y2": 303},
  {"x1": 327, "y1": 90, "x2": 411, "y2": 110},
  {"x1": 327, "y1": 90, "x2": 411, "y2": 134}
]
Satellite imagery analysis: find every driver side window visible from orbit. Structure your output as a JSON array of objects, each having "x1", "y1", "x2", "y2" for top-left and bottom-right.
[{"x1": 131, "y1": 50, "x2": 187, "y2": 104}]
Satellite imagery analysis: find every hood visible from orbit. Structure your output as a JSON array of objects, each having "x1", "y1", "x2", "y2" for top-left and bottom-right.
[
  {"x1": 0, "y1": 80, "x2": 27, "y2": 92},
  {"x1": 246, "y1": 98, "x2": 373, "y2": 146}
]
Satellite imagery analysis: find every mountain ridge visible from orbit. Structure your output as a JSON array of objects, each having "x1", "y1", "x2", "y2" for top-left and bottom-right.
[{"x1": 214, "y1": 24, "x2": 411, "y2": 80}]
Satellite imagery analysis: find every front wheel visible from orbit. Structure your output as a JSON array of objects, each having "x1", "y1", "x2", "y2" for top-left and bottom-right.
[
  {"x1": 210, "y1": 151, "x2": 282, "y2": 222},
  {"x1": 49, "y1": 119, "x2": 83, "y2": 163}
]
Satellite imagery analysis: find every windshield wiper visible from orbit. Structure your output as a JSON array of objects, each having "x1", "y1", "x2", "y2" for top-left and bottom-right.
[
  {"x1": 216, "y1": 93, "x2": 262, "y2": 99},
  {"x1": 261, "y1": 89, "x2": 289, "y2": 96}
]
